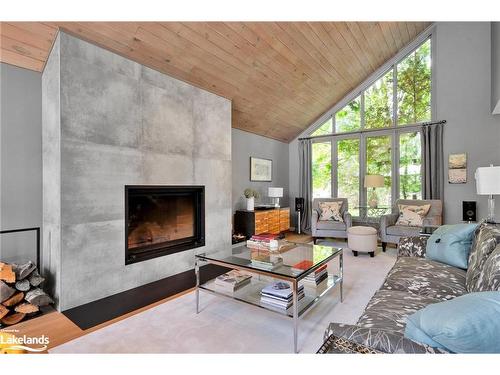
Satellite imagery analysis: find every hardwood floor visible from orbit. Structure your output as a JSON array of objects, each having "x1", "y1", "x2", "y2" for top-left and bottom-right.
[
  {"x1": 4, "y1": 288, "x2": 194, "y2": 351},
  {"x1": 284, "y1": 231, "x2": 313, "y2": 243}
]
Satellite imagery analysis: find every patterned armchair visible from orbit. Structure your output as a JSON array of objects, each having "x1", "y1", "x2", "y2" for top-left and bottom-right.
[
  {"x1": 380, "y1": 199, "x2": 442, "y2": 251},
  {"x1": 311, "y1": 198, "x2": 352, "y2": 243}
]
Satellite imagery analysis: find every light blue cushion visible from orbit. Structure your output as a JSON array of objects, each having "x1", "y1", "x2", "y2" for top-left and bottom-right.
[
  {"x1": 404, "y1": 291, "x2": 500, "y2": 353},
  {"x1": 426, "y1": 224, "x2": 478, "y2": 269}
]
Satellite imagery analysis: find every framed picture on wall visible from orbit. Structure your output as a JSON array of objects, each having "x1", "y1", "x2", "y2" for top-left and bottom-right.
[
  {"x1": 448, "y1": 153, "x2": 467, "y2": 184},
  {"x1": 250, "y1": 157, "x2": 272, "y2": 182}
]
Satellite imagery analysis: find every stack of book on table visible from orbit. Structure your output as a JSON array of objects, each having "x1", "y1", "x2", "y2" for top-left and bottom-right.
[
  {"x1": 214, "y1": 270, "x2": 252, "y2": 293},
  {"x1": 260, "y1": 281, "x2": 304, "y2": 310},
  {"x1": 291, "y1": 260, "x2": 329, "y2": 289},
  {"x1": 250, "y1": 249, "x2": 283, "y2": 270},
  {"x1": 246, "y1": 234, "x2": 278, "y2": 250}
]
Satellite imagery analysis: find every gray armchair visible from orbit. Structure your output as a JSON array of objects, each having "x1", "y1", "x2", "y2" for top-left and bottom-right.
[
  {"x1": 312, "y1": 198, "x2": 352, "y2": 244},
  {"x1": 379, "y1": 199, "x2": 442, "y2": 251}
]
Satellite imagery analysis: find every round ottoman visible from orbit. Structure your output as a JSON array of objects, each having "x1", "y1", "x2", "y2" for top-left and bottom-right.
[{"x1": 347, "y1": 226, "x2": 378, "y2": 258}]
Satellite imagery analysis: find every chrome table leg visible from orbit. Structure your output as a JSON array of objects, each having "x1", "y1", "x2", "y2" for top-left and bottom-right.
[
  {"x1": 195, "y1": 258, "x2": 200, "y2": 314},
  {"x1": 340, "y1": 251, "x2": 344, "y2": 303},
  {"x1": 293, "y1": 280, "x2": 299, "y2": 353}
]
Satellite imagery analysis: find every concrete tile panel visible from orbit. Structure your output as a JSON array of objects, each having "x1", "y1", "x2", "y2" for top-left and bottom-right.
[
  {"x1": 141, "y1": 151, "x2": 194, "y2": 185},
  {"x1": 141, "y1": 65, "x2": 194, "y2": 98},
  {"x1": 140, "y1": 80, "x2": 194, "y2": 156},
  {"x1": 60, "y1": 32, "x2": 141, "y2": 80},
  {"x1": 192, "y1": 89, "x2": 231, "y2": 161},
  {"x1": 194, "y1": 158, "x2": 232, "y2": 210},
  {"x1": 60, "y1": 55, "x2": 142, "y2": 148},
  {"x1": 61, "y1": 139, "x2": 143, "y2": 224},
  {"x1": 201, "y1": 208, "x2": 232, "y2": 255}
]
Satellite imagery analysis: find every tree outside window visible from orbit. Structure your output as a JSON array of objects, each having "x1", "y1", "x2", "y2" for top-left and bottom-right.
[
  {"x1": 335, "y1": 97, "x2": 361, "y2": 133},
  {"x1": 309, "y1": 38, "x2": 431, "y2": 209},
  {"x1": 364, "y1": 70, "x2": 393, "y2": 129},
  {"x1": 312, "y1": 118, "x2": 333, "y2": 136},
  {"x1": 312, "y1": 142, "x2": 332, "y2": 198},
  {"x1": 397, "y1": 39, "x2": 431, "y2": 125}
]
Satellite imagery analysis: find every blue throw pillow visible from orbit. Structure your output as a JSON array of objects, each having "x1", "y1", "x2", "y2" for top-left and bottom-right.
[
  {"x1": 405, "y1": 291, "x2": 500, "y2": 353},
  {"x1": 426, "y1": 224, "x2": 478, "y2": 269}
]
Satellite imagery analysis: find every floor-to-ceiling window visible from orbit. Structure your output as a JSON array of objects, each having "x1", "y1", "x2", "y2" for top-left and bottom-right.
[
  {"x1": 312, "y1": 141, "x2": 332, "y2": 198},
  {"x1": 337, "y1": 138, "x2": 360, "y2": 216},
  {"x1": 310, "y1": 36, "x2": 432, "y2": 214}
]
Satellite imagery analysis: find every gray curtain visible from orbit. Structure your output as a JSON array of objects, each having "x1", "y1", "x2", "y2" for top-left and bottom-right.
[
  {"x1": 422, "y1": 123, "x2": 444, "y2": 201},
  {"x1": 299, "y1": 139, "x2": 313, "y2": 232}
]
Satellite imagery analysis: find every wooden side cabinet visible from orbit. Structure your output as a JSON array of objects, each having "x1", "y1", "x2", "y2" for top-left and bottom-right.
[{"x1": 234, "y1": 207, "x2": 290, "y2": 238}]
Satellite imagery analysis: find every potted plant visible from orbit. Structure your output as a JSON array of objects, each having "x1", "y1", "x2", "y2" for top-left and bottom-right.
[{"x1": 244, "y1": 188, "x2": 260, "y2": 211}]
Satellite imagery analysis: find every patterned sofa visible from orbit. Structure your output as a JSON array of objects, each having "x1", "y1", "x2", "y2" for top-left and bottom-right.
[{"x1": 318, "y1": 222, "x2": 500, "y2": 354}]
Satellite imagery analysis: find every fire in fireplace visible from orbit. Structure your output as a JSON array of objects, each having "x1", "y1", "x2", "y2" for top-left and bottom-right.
[{"x1": 125, "y1": 186, "x2": 205, "y2": 264}]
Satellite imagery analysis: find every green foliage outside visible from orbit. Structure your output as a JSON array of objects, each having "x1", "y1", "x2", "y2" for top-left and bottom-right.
[
  {"x1": 399, "y1": 132, "x2": 422, "y2": 199},
  {"x1": 311, "y1": 39, "x2": 431, "y2": 212},
  {"x1": 337, "y1": 138, "x2": 360, "y2": 216},
  {"x1": 364, "y1": 70, "x2": 393, "y2": 129},
  {"x1": 312, "y1": 118, "x2": 333, "y2": 136},
  {"x1": 335, "y1": 97, "x2": 361, "y2": 132},
  {"x1": 312, "y1": 142, "x2": 331, "y2": 198},
  {"x1": 366, "y1": 135, "x2": 392, "y2": 207},
  {"x1": 397, "y1": 39, "x2": 431, "y2": 124}
]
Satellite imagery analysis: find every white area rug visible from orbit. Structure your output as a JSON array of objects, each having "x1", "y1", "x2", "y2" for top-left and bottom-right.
[{"x1": 51, "y1": 241, "x2": 397, "y2": 353}]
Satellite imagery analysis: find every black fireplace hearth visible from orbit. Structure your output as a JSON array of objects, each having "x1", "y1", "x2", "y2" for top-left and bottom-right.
[{"x1": 125, "y1": 185, "x2": 205, "y2": 264}]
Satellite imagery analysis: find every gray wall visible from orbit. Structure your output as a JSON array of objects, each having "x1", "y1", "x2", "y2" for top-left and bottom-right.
[
  {"x1": 289, "y1": 22, "x2": 500, "y2": 225},
  {"x1": 0, "y1": 63, "x2": 42, "y2": 264},
  {"x1": 492, "y1": 22, "x2": 500, "y2": 112},
  {"x1": 232, "y1": 128, "x2": 289, "y2": 212},
  {"x1": 43, "y1": 32, "x2": 232, "y2": 310},
  {"x1": 436, "y1": 22, "x2": 500, "y2": 223}
]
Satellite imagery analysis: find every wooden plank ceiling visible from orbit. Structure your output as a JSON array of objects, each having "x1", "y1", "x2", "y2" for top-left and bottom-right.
[{"x1": 0, "y1": 22, "x2": 430, "y2": 142}]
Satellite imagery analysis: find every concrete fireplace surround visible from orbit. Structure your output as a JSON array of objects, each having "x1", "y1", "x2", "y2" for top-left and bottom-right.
[{"x1": 42, "y1": 32, "x2": 232, "y2": 311}]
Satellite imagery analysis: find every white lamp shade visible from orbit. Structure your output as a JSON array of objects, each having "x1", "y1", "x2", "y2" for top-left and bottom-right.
[
  {"x1": 475, "y1": 166, "x2": 500, "y2": 195},
  {"x1": 364, "y1": 174, "x2": 384, "y2": 188},
  {"x1": 268, "y1": 187, "x2": 283, "y2": 198},
  {"x1": 493, "y1": 99, "x2": 500, "y2": 115}
]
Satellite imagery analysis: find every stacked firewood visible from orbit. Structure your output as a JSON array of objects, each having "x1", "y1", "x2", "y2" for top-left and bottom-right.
[{"x1": 0, "y1": 261, "x2": 53, "y2": 326}]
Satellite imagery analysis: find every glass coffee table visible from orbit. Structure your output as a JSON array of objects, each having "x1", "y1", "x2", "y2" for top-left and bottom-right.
[{"x1": 195, "y1": 241, "x2": 343, "y2": 353}]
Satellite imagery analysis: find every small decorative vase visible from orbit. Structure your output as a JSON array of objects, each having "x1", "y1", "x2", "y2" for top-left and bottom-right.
[{"x1": 246, "y1": 197, "x2": 255, "y2": 211}]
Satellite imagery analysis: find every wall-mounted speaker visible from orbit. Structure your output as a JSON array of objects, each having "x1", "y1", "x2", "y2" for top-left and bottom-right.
[
  {"x1": 462, "y1": 201, "x2": 477, "y2": 222},
  {"x1": 295, "y1": 197, "x2": 304, "y2": 212}
]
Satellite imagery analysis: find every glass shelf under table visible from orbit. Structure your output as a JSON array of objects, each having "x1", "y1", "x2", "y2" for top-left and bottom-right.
[{"x1": 198, "y1": 273, "x2": 341, "y2": 318}]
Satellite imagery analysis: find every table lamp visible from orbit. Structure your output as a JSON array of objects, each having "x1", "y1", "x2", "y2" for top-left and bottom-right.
[
  {"x1": 475, "y1": 165, "x2": 500, "y2": 223},
  {"x1": 268, "y1": 187, "x2": 283, "y2": 208},
  {"x1": 364, "y1": 174, "x2": 384, "y2": 208}
]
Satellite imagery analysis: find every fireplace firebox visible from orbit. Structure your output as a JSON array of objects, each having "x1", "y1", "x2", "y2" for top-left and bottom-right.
[{"x1": 125, "y1": 185, "x2": 205, "y2": 264}]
